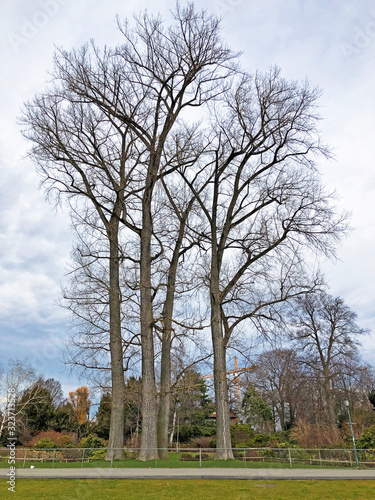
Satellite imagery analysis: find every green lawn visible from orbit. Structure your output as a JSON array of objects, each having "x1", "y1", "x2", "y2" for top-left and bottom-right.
[
  {"x1": 0, "y1": 451, "x2": 355, "y2": 469},
  {"x1": 1, "y1": 479, "x2": 375, "y2": 499}
]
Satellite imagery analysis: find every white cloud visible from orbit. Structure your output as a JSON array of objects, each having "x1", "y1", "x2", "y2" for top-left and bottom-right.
[{"x1": 0, "y1": 0, "x2": 374, "y2": 387}]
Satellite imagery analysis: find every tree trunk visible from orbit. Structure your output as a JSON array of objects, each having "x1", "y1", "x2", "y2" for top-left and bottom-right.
[
  {"x1": 138, "y1": 180, "x2": 158, "y2": 461},
  {"x1": 210, "y1": 278, "x2": 233, "y2": 460},
  {"x1": 157, "y1": 212, "x2": 187, "y2": 459},
  {"x1": 169, "y1": 407, "x2": 177, "y2": 446},
  {"x1": 157, "y1": 323, "x2": 171, "y2": 459},
  {"x1": 106, "y1": 221, "x2": 126, "y2": 460},
  {"x1": 324, "y1": 368, "x2": 336, "y2": 426}
]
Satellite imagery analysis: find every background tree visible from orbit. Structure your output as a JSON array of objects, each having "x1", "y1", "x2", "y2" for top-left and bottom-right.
[
  {"x1": 289, "y1": 292, "x2": 367, "y2": 425},
  {"x1": 369, "y1": 391, "x2": 375, "y2": 412},
  {"x1": 242, "y1": 386, "x2": 274, "y2": 432},
  {"x1": 16, "y1": 378, "x2": 63, "y2": 438},
  {"x1": 0, "y1": 360, "x2": 44, "y2": 440},
  {"x1": 95, "y1": 392, "x2": 112, "y2": 440},
  {"x1": 67, "y1": 386, "x2": 92, "y2": 426},
  {"x1": 250, "y1": 348, "x2": 308, "y2": 430}
]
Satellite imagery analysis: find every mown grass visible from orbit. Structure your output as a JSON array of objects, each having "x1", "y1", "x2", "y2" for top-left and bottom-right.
[
  {"x1": 0, "y1": 451, "x2": 353, "y2": 469},
  {"x1": 1, "y1": 479, "x2": 375, "y2": 499}
]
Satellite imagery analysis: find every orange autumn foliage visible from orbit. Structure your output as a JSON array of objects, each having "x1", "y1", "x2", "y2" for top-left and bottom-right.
[{"x1": 68, "y1": 386, "x2": 91, "y2": 424}]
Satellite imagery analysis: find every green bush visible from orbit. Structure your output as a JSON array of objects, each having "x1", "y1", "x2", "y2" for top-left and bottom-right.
[
  {"x1": 79, "y1": 434, "x2": 106, "y2": 449},
  {"x1": 253, "y1": 433, "x2": 271, "y2": 446},
  {"x1": 79, "y1": 434, "x2": 106, "y2": 458},
  {"x1": 230, "y1": 425, "x2": 254, "y2": 446},
  {"x1": 34, "y1": 438, "x2": 58, "y2": 449},
  {"x1": 177, "y1": 425, "x2": 201, "y2": 443},
  {"x1": 357, "y1": 425, "x2": 375, "y2": 449},
  {"x1": 89, "y1": 448, "x2": 107, "y2": 461},
  {"x1": 200, "y1": 425, "x2": 217, "y2": 437}
]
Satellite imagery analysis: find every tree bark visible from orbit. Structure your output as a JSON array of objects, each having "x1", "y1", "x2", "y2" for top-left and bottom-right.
[
  {"x1": 210, "y1": 229, "x2": 233, "y2": 460},
  {"x1": 106, "y1": 219, "x2": 126, "y2": 460},
  {"x1": 157, "y1": 210, "x2": 188, "y2": 459},
  {"x1": 138, "y1": 175, "x2": 158, "y2": 461},
  {"x1": 324, "y1": 367, "x2": 336, "y2": 426},
  {"x1": 211, "y1": 295, "x2": 233, "y2": 459}
]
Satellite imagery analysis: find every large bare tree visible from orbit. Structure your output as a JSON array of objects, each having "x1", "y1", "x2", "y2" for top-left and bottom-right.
[
  {"x1": 22, "y1": 3, "x2": 237, "y2": 460},
  {"x1": 180, "y1": 68, "x2": 347, "y2": 458},
  {"x1": 21, "y1": 83, "x2": 141, "y2": 458}
]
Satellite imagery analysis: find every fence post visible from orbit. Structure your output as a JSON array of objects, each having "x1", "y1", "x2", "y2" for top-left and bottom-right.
[
  {"x1": 110, "y1": 450, "x2": 113, "y2": 468},
  {"x1": 288, "y1": 448, "x2": 292, "y2": 468},
  {"x1": 81, "y1": 448, "x2": 85, "y2": 468},
  {"x1": 52, "y1": 450, "x2": 56, "y2": 468},
  {"x1": 23, "y1": 449, "x2": 27, "y2": 469},
  {"x1": 318, "y1": 449, "x2": 322, "y2": 468},
  {"x1": 199, "y1": 448, "x2": 202, "y2": 468},
  {"x1": 348, "y1": 450, "x2": 353, "y2": 469}
]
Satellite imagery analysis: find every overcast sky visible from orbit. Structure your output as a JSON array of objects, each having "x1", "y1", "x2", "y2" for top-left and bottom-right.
[{"x1": 1, "y1": 0, "x2": 374, "y2": 397}]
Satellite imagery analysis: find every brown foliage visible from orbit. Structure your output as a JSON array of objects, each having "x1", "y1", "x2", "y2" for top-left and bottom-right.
[
  {"x1": 190, "y1": 437, "x2": 212, "y2": 448},
  {"x1": 24, "y1": 430, "x2": 72, "y2": 448},
  {"x1": 291, "y1": 420, "x2": 343, "y2": 448}
]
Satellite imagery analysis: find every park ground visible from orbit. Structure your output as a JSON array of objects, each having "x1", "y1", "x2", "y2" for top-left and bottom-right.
[{"x1": 1, "y1": 479, "x2": 375, "y2": 499}]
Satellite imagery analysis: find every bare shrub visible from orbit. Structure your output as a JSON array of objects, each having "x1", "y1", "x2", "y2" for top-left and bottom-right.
[
  {"x1": 191, "y1": 437, "x2": 211, "y2": 448},
  {"x1": 291, "y1": 420, "x2": 343, "y2": 448}
]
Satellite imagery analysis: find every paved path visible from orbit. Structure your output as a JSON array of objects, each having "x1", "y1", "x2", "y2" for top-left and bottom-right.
[{"x1": 2, "y1": 468, "x2": 375, "y2": 480}]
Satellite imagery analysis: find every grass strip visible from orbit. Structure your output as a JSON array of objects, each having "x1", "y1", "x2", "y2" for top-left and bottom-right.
[{"x1": 1, "y1": 479, "x2": 375, "y2": 499}]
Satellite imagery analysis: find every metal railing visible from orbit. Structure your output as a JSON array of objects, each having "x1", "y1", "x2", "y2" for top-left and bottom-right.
[{"x1": 0, "y1": 447, "x2": 374, "y2": 469}]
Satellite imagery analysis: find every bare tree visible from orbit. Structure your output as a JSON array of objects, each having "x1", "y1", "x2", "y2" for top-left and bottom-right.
[
  {"x1": 180, "y1": 68, "x2": 347, "y2": 458},
  {"x1": 40, "y1": 4, "x2": 237, "y2": 460},
  {"x1": 251, "y1": 348, "x2": 308, "y2": 430},
  {"x1": 0, "y1": 361, "x2": 46, "y2": 439},
  {"x1": 288, "y1": 292, "x2": 368, "y2": 425},
  {"x1": 21, "y1": 75, "x2": 141, "y2": 458}
]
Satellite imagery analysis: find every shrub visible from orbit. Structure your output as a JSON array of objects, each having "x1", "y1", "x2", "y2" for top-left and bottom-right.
[
  {"x1": 230, "y1": 425, "x2": 254, "y2": 446},
  {"x1": 34, "y1": 438, "x2": 58, "y2": 449},
  {"x1": 244, "y1": 449, "x2": 261, "y2": 460},
  {"x1": 191, "y1": 436, "x2": 211, "y2": 448},
  {"x1": 27, "y1": 430, "x2": 73, "y2": 448},
  {"x1": 79, "y1": 434, "x2": 106, "y2": 449},
  {"x1": 232, "y1": 450, "x2": 243, "y2": 459},
  {"x1": 56, "y1": 435, "x2": 73, "y2": 447},
  {"x1": 27, "y1": 450, "x2": 64, "y2": 461},
  {"x1": 235, "y1": 441, "x2": 254, "y2": 448},
  {"x1": 177, "y1": 425, "x2": 201, "y2": 443},
  {"x1": 199, "y1": 424, "x2": 216, "y2": 436},
  {"x1": 290, "y1": 420, "x2": 343, "y2": 448},
  {"x1": 357, "y1": 425, "x2": 375, "y2": 449},
  {"x1": 253, "y1": 433, "x2": 271, "y2": 446},
  {"x1": 89, "y1": 449, "x2": 107, "y2": 461}
]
